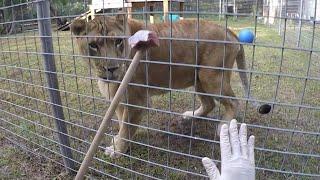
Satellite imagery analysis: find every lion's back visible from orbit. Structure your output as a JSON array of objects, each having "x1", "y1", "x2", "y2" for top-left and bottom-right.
[{"x1": 150, "y1": 20, "x2": 234, "y2": 42}]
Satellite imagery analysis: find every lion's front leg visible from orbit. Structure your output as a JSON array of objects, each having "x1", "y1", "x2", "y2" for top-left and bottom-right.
[
  {"x1": 115, "y1": 105, "x2": 124, "y2": 129},
  {"x1": 105, "y1": 106, "x2": 143, "y2": 158},
  {"x1": 183, "y1": 84, "x2": 215, "y2": 119},
  {"x1": 105, "y1": 90, "x2": 145, "y2": 158}
]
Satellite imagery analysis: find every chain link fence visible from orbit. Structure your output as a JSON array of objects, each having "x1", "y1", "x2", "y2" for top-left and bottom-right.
[{"x1": 0, "y1": 0, "x2": 319, "y2": 179}]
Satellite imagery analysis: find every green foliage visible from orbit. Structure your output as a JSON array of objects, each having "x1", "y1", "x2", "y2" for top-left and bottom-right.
[
  {"x1": 58, "y1": 2, "x2": 87, "y2": 16},
  {"x1": 0, "y1": 0, "x2": 28, "y2": 6}
]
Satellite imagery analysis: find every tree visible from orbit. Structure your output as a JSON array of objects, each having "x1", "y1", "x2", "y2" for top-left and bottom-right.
[
  {"x1": 0, "y1": 0, "x2": 71, "y2": 34},
  {"x1": 0, "y1": 0, "x2": 23, "y2": 34},
  {"x1": 50, "y1": 0, "x2": 68, "y2": 26}
]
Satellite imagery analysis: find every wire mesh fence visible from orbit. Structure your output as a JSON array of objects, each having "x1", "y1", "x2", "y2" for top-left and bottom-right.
[{"x1": 0, "y1": 0, "x2": 319, "y2": 179}]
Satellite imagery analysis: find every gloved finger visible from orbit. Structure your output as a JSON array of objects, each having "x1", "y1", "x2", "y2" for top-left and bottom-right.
[
  {"x1": 239, "y1": 123, "x2": 248, "y2": 158},
  {"x1": 229, "y1": 119, "x2": 241, "y2": 157},
  {"x1": 220, "y1": 123, "x2": 231, "y2": 162},
  {"x1": 202, "y1": 157, "x2": 221, "y2": 180},
  {"x1": 248, "y1": 135, "x2": 255, "y2": 165}
]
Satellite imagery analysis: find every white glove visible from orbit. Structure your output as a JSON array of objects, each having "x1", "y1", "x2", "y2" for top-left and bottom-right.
[{"x1": 202, "y1": 119, "x2": 255, "y2": 180}]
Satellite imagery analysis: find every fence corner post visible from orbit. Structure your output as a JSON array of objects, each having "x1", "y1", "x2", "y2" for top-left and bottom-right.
[{"x1": 36, "y1": 0, "x2": 75, "y2": 174}]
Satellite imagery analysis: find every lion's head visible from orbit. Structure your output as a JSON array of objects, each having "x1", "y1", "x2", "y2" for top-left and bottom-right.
[{"x1": 71, "y1": 14, "x2": 131, "y2": 81}]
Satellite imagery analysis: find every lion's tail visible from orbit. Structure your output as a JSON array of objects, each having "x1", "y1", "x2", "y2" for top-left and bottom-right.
[
  {"x1": 236, "y1": 45, "x2": 250, "y2": 97},
  {"x1": 228, "y1": 29, "x2": 250, "y2": 97},
  {"x1": 236, "y1": 44, "x2": 272, "y2": 114},
  {"x1": 228, "y1": 29, "x2": 250, "y2": 100}
]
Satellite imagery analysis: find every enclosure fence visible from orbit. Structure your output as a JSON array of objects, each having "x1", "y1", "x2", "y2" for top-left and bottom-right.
[{"x1": 0, "y1": 0, "x2": 319, "y2": 179}]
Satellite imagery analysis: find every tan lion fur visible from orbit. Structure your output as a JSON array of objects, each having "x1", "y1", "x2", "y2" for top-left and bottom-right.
[{"x1": 71, "y1": 15, "x2": 249, "y2": 158}]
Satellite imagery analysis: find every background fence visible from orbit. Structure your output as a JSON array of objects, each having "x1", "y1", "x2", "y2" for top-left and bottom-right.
[{"x1": 0, "y1": 0, "x2": 319, "y2": 179}]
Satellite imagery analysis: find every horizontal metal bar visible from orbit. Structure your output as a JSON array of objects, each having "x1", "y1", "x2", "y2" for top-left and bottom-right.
[
  {"x1": 3, "y1": 137, "x2": 81, "y2": 175},
  {"x1": 0, "y1": 100, "x2": 218, "y2": 160},
  {"x1": 2, "y1": 66, "x2": 320, "y2": 113},
  {"x1": 255, "y1": 166, "x2": 320, "y2": 177},
  {"x1": 0, "y1": 9, "x2": 317, "y2": 25},
  {"x1": 2, "y1": 90, "x2": 320, "y2": 159},
  {"x1": 1, "y1": 33, "x2": 320, "y2": 53},
  {"x1": 0, "y1": 125, "x2": 121, "y2": 179},
  {"x1": 1, "y1": 3, "x2": 319, "y2": 178},
  {"x1": 1, "y1": 50, "x2": 319, "y2": 82},
  {"x1": 0, "y1": 0, "x2": 42, "y2": 11},
  {"x1": 2, "y1": 114, "x2": 319, "y2": 177},
  {"x1": 0, "y1": 116, "x2": 206, "y2": 178},
  {"x1": 1, "y1": 76, "x2": 320, "y2": 137},
  {"x1": 0, "y1": 116, "x2": 168, "y2": 179}
]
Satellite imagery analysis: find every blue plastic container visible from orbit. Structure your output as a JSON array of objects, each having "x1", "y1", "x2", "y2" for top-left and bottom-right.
[{"x1": 161, "y1": 14, "x2": 180, "y2": 22}]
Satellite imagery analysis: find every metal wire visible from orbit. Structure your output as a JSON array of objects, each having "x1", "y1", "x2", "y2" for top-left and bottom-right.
[
  {"x1": 2, "y1": 71, "x2": 320, "y2": 113},
  {"x1": 0, "y1": 0, "x2": 319, "y2": 179},
  {"x1": 2, "y1": 77, "x2": 320, "y2": 139}
]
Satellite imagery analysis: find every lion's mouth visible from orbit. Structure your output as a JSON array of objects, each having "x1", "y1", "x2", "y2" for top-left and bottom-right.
[
  {"x1": 99, "y1": 73, "x2": 117, "y2": 81},
  {"x1": 100, "y1": 76, "x2": 113, "y2": 81},
  {"x1": 98, "y1": 67, "x2": 125, "y2": 81},
  {"x1": 101, "y1": 77, "x2": 109, "y2": 81}
]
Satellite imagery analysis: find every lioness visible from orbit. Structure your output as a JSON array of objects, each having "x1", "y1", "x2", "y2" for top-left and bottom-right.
[{"x1": 71, "y1": 14, "x2": 259, "y2": 158}]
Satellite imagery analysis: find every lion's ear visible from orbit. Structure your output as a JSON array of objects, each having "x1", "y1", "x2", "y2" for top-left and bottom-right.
[
  {"x1": 115, "y1": 11, "x2": 127, "y2": 24},
  {"x1": 71, "y1": 19, "x2": 86, "y2": 35}
]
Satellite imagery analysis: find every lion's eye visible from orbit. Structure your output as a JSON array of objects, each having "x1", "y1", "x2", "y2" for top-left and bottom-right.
[
  {"x1": 89, "y1": 42, "x2": 98, "y2": 49},
  {"x1": 115, "y1": 39, "x2": 123, "y2": 48}
]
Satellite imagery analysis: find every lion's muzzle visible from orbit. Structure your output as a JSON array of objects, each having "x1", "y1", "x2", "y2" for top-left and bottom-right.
[
  {"x1": 107, "y1": 66, "x2": 119, "y2": 74},
  {"x1": 99, "y1": 66, "x2": 122, "y2": 81}
]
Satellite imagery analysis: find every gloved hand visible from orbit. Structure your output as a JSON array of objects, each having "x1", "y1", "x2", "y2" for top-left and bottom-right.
[{"x1": 202, "y1": 119, "x2": 255, "y2": 180}]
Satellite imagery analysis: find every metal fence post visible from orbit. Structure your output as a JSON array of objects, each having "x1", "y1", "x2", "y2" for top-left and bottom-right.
[
  {"x1": 296, "y1": 0, "x2": 304, "y2": 47},
  {"x1": 36, "y1": 0, "x2": 75, "y2": 173},
  {"x1": 278, "y1": 0, "x2": 283, "y2": 35}
]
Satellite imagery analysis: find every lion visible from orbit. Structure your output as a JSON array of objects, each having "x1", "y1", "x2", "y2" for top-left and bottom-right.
[{"x1": 70, "y1": 14, "x2": 267, "y2": 158}]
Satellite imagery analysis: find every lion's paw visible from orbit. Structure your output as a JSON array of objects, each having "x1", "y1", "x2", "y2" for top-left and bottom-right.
[
  {"x1": 182, "y1": 110, "x2": 195, "y2": 119},
  {"x1": 105, "y1": 145, "x2": 122, "y2": 159}
]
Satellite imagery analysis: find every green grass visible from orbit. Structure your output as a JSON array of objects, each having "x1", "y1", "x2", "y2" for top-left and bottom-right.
[
  {"x1": 0, "y1": 17, "x2": 319, "y2": 179},
  {"x1": 0, "y1": 132, "x2": 72, "y2": 179}
]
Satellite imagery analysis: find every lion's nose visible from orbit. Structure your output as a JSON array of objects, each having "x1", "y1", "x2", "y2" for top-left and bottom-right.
[{"x1": 107, "y1": 66, "x2": 119, "y2": 73}]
